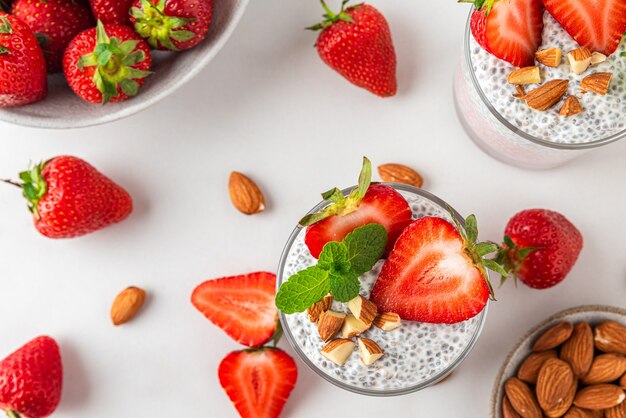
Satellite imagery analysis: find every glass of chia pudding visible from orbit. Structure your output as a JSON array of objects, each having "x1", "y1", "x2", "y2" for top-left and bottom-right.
[
  {"x1": 454, "y1": 6, "x2": 626, "y2": 169},
  {"x1": 277, "y1": 179, "x2": 493, "y2": 396}
]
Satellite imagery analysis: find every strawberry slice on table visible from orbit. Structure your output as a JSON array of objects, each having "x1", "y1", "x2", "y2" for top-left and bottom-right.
[
  {"x1": 191, "y1": 272, "x2": 278, "y2": 348},
  {"x1": 302, "y1": 157, "x2": 412, "y2": 259},
  {"x1": 542, "y1": 0, "x2": 626, "y2": 56},
  {"x1": 370, "y1": 215, "x2": 505, "y2": 324},
  {"x1": 497, "y1": 209, "x2": 583, "y2": 289},
  {"x1": 462, "y1": 0, "x2": 545, "y2": 67},
  {"x1": 218, "y1": 348, "x2": 297, "y2": 418},
  {"x1": 0, "y1": 336, "x2": 63, "y2": 418}
]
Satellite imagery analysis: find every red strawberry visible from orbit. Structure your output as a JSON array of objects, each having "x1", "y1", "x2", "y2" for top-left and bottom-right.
[
  {"x1": 89, "y1": 0, "x2": 133, "y2": 25},
  {"x1": 0, "y1": 336, "x2": 63, "y2": 418},
  {"x1": 371, "y1": 215, "x2": 504, "y2": 324},
  {"x1": 130, "y1": 0, "x2": 213, "y2": 51},
  {"x1": 63, "y1": 21, "x2": 152, "y2": 104},
  {"x1": 218, "y1": 348, "x2": 297, "y2": 418},
  {"x1": 11, "y1": 0, "x2": 95, "y2": 72},
  {"x1": 302, "y1": 157, "x2": 412, "y2": 259},
  {"x1": 0, "y1": 13, "x2": 47, "y2": 107},
  {"x1": 3, "y1": 156, "x2": 133, "y2": 238},
  {"x1": 309, "y1": 1, "x2": 397, "y2": 97},
  {"x1": 499, "y1": 209, "x2": 583, "y2": 289},
  {"x1": 542, "y1": 0, "x2": 626, "y2": 56},
  {"x1": 191, "y1": 272, "x2": 278, "y2": 348},
  {"x1": 464, "y1": 0, "x2": 544, "y2": 67}
]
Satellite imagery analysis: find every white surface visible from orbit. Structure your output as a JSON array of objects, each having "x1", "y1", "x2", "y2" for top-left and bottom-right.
[{"x1": 0, "y1": 1, "x2": 625, "y2": 417}]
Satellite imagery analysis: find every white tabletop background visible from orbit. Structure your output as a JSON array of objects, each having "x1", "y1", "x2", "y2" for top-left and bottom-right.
[{"x1": 1, "y1": 1, "x2": 625, "y2": 417}]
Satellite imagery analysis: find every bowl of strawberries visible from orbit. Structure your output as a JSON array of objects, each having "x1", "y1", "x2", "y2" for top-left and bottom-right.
[{"x1": 0, "y1": 0, "x2": 248, "y2": 128}]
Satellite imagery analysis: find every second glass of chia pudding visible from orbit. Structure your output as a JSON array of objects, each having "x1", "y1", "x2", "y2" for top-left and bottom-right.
[
  {"x1": 454, "y1": 1, "x2": 626, "y2": 170},
  {"x1": 276, "y1": 158, "x2": 504, "y2": 396}
]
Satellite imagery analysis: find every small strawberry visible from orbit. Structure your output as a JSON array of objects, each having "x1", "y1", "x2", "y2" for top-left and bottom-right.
[
  {"x1": 302, "y1": 157, "x2": 412, "y2": 259},
  {"x1": 0, "y1": 13, "x2": 47, "y2": 107},
  {"x1": 0, "y1": 336, "x2": 63, "y2": 418},
  {"x1": 89, "y1": 0, "x2": 133, "y2": 25},
  {"x1": 370, "y1": 215, "x2": 505, "y2": 324},
  {"x1": 309, "y1": 1, "x2": 397, "y2": 97},
  {"x1": 191, "y1": 272, "x2": 278, "y2": 348},
  {"x1": 497, "y1": 209, "x2": 583, "y2": 289},
  {"x1": 218, "y1": 348, "x2": 297, "y2": 418},
  {"x1": 11, "y1": 0, "x2": 95, "y2": 72},
  {"x1": 2, "y1": 156, "x2": 133, "y2": 238},
  {"x1": 63, "y1": 21, "x2": 152, "y2": 104},
  {"x1": 461, "y1": 0, "x2": 544, "y2": 67},
  {"x1": 130, "y1": 0, "x2": 213, "y2": 51},
  {"x1": 542, "y1": 0, "x2": 626, "y2": 56}
]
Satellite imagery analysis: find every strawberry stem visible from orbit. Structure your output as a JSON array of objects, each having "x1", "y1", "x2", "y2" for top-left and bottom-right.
[
  {"x1": 6, "y1": 410, "x2": 21, "y2": 418},
  {"x1": 307, "y1": 0, "x2": 356, "y2": 31},
  {"x1": 1, "y1": 179, "x2": 22, "y2": 188}
]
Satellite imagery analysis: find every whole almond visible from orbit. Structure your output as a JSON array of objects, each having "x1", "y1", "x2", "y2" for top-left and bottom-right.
[
  {"x1": 524, "y1": 79, "x2": 569, "y2": 111},
  {"x1": 536, "y1": 358, "x2": 575, "y2": 417},
  {"x1": 595, "y1": 321, "x2": 626, "y2": 355},
  {"x1": 582, "y1": 354, "x2": 626, "y2": 385},
  {"x1": 619, "y1": 371, "x2": 626, "y2": 390},
  {"x1": 503, "y1": 394, "x2": 523, "y2": 418},
  {"x1": 533, "y1": 322, "x2": 574, "y2": 352},
  {"x1": 564, "y1": 406, "x2": 594, "y2": 418},
  {"x1": 574, "y1": 384, "x2": 626, "y2": 410},
  {"x1": 561, "y1": 322, "x2": 594, "y2": 377},
  {"x1": 518, "y1": 350, "x2": 558, "y2": 384},
  {"x1": 377, "y1": 163, "x2": 423, "y2": 188},
  {"x1": 228, "y1": 171, "x2": 266, "y2": 215},
  {"x1": 111, "y1": 286, "x2": 146, "y2": 326},
  {"x1": 505, "y1": 377, "x2": 543, "y2": 418},
  {"x1": 606, "y1": 401, "x2": 626, "y2": 418}
]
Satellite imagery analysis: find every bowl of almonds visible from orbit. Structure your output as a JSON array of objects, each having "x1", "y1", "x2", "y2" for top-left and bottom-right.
[{"x1": 492, "y1": 305, "x2": 626, "y2": 417}]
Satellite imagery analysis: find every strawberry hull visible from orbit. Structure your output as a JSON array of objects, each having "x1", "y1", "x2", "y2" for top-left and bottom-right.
[{"x1": 278, "y1": 184, "x2": 489, "y2": 396}]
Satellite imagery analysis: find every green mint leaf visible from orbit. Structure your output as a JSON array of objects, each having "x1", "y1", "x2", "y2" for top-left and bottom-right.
[
  {"x1": 344, "y1": 223, "x2": 387, "y2": 276},
  {"x1": 475, "y1": 241, "x2": 498, "y2": 257},
  {"x1": 275, "y1": 266, "x2": 330, "y2": 314},
  {"x1": 329, "y1": 270, "x2": 360, "y2": 302},
  {"x1": 318, "y1": 241, "x2": 350, "y2": 274},
  {"x1": 464, "y1": 214, "x2": 478, "y2": 243}
]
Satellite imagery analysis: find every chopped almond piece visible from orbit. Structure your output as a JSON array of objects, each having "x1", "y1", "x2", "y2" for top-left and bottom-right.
[
  {"x1": 358, "y1": 338, "x2": 384, "y2": 365},
  {"x1": 535, "y1": 48, "x2": 562, "y2": 67},
  {"x1": 321, "y1": 339, "x2": 355, "y2": 366},
  {"x1": 507, "y1": 66, "x2": 542, "y2": 85},
  {"x1": 581, "y1": 72, "x2": 613, "y2": 95},
  {"x1": 559, "y1": 96, "x2": 583, "y2": 117},
  {"x1": 568, "y1": 47, "x2": 592, "y2": 75}
]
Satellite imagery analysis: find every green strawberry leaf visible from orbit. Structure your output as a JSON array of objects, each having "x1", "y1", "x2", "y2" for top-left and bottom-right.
[
  {"x1": 329, "y1": 270, "x2": 360, "y2": 302},
  {"x1": 344, "y1": 223, "x2": 387, "y2": 275},
  {"x1": 275, "y1": 266, "x2": 330, "y2": 314},
  {"x1": 475, "y1": 241, "x2": 499, "y2": 257}
]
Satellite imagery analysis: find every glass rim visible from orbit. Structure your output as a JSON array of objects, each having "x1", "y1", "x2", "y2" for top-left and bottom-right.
[
  {"x1": 463, "y1": 8, "x2": 626, "y2": 151},
  {"x1": 277, "y1": 183, "x2": 489, "y2": 397}
]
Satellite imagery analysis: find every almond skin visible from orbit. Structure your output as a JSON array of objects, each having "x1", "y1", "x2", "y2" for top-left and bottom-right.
[
  {"x1": 595, "y1": 321, "x2": 626, "y2": 355},
  {"x1": 518, "y1": 350, "x2": 558, "y2": 384},
  {"x1": 561, "y1": 322, "x2": 594, "y2": 377},
  {"x1": 307, "y1": 294, "x2": 333, "y2": 322},
  {"x1": 505, "y1": 377, "x2": 543, "y2": 418},
  {"x1": 564, "y1": 406, "x2": 594, "y2": 418},
  {"x1": 535, "y1": 48, "x2": 562, "y2": 67},
  {"x1": 111, "y1": 286, "x2": 146, "y2": 326},
  {"x1": 503, "y1": 394, "x2": 523, "y2": 418},
  {"x1": 606, "y1": 401, "x2": 626, "y2": 418},
  {"x1": 228, "y1": 171, "x2": 266, "y2": 215},
  {"x1": 582, "y1": 354, "x2": 626, "y2": 385},
  {"x1": 377, "y1": 163, "x2": 423, "y2": 188},
  {"x1": 533, "y1": 322, "x2": 574, "y2": 352},
  {"x1": 536, "y1": 358, "x2": 575, "y2": 417},
  {"x1": 560, "y1": 96, "x2": 583, "y2": 117},
  {"x1": 580, "y1": 72, "x2": 612, "y2": 96},
  {"x1": 524, "y1": 79, "x2": 569, "y2": 111},
  {"x1": 574, "y1": 384, "x2": 626, "y2": 410}
]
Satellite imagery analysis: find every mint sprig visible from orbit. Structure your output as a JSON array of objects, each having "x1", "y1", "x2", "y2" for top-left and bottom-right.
[{"x1": 276, "y1": 223, "x2": 387, "y2": 314}]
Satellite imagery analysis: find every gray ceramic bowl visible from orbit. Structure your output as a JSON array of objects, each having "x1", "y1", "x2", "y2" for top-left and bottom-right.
[
  {"x1": 490, "y1": 305, "x2": 626, "y2": 417},
  {"x1": 0, "y1": 0, "x2": 249, "y2": 129}
]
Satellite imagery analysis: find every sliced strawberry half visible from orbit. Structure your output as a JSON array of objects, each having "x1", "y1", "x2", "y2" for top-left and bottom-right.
[
  {"x1": 218, "y1": 348, "x2": 297, "y2": 418},
  {"x1": 302, "y1": 157, "x2": 412, "y2": 258},
  {"x1": 465, "y1": 0, "x2": 545, "y2": 67},
  {"x1": 370, "y1": 215, "x2": 505, "y2": 324},
  {"x1": 543, "y1": 0, "x2": 626, "y2": 56},
  {"x1": 191, "y1": 272, "x2": 277, "y2": 348}
]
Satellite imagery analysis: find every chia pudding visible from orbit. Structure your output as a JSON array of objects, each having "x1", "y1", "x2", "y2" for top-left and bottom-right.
[
  {"x1": 278, "y1": 184, "x2": 488, "y2": 396},
  {"x1": 454, "y1": 10, "x2": 626, "y2": 169}
]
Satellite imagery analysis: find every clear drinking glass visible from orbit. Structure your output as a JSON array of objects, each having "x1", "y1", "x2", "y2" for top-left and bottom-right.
[
  {"x1": 453, "y1": 10, "x2": 626, "y2": 170},
  {"x1": 277, "y1": 183, "x2": 489, "y2": 396}
]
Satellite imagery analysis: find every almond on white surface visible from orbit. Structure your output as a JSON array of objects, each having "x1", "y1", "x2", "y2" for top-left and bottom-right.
[
  {"x1": 373, "y1": 312, "x2": 401, "y2": 332},
  {"x1": 358, "y1": 338, "x2": 384, "y2": 365},
  {"x1": 591, "y1": 52, "x2": 607, "y2": 66},
  {"x1": 321, "y1": 338, "x2": 355, "y2": 366}
]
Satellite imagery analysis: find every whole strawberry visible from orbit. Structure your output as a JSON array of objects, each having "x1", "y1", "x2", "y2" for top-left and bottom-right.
[
  {"x1": 0, "y1": 13, "x2": 47, "y2": 107},
  {"x1": 63, "y1": 21, "x2": 152, "y2": 104},
  {"x1": 89, "y1": 0, "x2": 133, "y2": 25},
  {"x1": 310, "y1": 1, "x2": 397, "y2": 97},
  {"x1": 130, "y1": 0, "x2": 213, "y2": 51},
  {"x1": 11, "y1": 0, "x2": 95, "y2": 72},
  {"x1": 0, "y1": 336, "x2": 63, "y2": 418},
  {"x1": 4, "y1": 156, "x2": 133, "y2": 238},
  {"x1": 498, "y1": 209, "x2": 583, "y2": 289}
]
